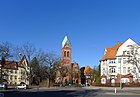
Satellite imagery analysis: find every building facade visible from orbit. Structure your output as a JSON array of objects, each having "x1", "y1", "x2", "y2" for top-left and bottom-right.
[
  {"x1": 100, "y1": 38, "x2": 140, "y2": 85},
  {"x1": 1, "y1": 55, "x2": 30, "y2": 85},
  {"x1": 61, "y1": 35, "x2": 81, "y2": 84}
]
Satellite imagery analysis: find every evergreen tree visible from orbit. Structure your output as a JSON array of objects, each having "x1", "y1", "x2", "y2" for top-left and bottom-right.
[
  {"x1": 30, "y1": 57, "x2": 40, "y2": 85},
  {"x1": 95, "y1": 64, "x2": 101, "y2": 84}
]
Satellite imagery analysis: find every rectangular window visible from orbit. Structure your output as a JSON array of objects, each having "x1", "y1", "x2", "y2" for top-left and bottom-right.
[
  {"x1": 15, "y1": 70, "x2": 17, "y2": 74},
  {"x1": 15, "y1": 76, "x2": 17, "y2": 80},
  {"x1": 127, "y1": 51, "x2": 130, "y2": 55},
  {"x1": 118, "y1": 58, "x2": 121, "y2": 63},
  {"x1": 123, "y1": 67, "x2": 126, "y2": 73},
  {"x1": 138, "y1": 58, "x2": 140, "y2": 63},
  {"x1": 10, "y1": 76, "x2": 13, "y2": 80},
  {"x1": 123, "y1": 58, "x2": 127, "y2": 64},
  {"x1": 133, "y1": 67, "x2": 136, "y2": 73},
  {"x1": 123, "y1": 51, "x2": 126, "y2": 55},
  {"x1": 109, "y1": 60, "x2": 111, "y2": 64},
  {"x1": 128, "y1": 67, "x2": 131, "y2": 73},
  {"x1": 118, "y1": 67, "x2": 121, "y2": 72}
]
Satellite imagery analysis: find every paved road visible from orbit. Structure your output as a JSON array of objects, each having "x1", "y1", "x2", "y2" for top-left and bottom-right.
[{"x1": 3, "y1": 86, "x2": 140, "y2": 97}]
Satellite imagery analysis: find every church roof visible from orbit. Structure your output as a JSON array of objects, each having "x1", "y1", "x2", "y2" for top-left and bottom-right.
[{"x1": 62, "y1": 35, "x2": 71, "y2": 48}]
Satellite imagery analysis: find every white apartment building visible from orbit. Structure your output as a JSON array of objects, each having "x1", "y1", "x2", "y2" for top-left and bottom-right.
[
  {"x1": 100, "y1": 38, "x2": 140, "y2": 85},
  {"x1": 1, "y1": 55, "x2": 30, "y2": 85}
]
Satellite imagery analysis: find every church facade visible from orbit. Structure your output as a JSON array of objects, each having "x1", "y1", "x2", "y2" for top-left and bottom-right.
[{"x1": 61, "y1": 35, "x2": 81, "y2": 84}]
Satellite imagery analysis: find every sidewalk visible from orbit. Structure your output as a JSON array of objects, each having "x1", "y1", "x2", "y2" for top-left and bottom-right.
[
  {"x1": 83, "y1": 86, "x2": 140, "y2": 90},
  {"x1": 82, "y1": 86, "x2": 140, "y2": 95}
]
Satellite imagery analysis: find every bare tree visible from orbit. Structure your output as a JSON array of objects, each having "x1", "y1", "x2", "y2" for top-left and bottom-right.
[
  {"x1": 127, "y1": 44, "x2": 140, "y2": 72},
  {"x1": 14, "y1": 42, "x2": 36, "y2": 62},
  {"x1": 0, "y1": 42, "x2": 13, "y2": 84},
  {"x1": 0, "y1": 42, "x2": 13, "y2": 59},
  {"x1": 45, "y1": 51, "x2": 59, "y2": 87},
  {"x1": 35, "y1": 49, "x2": 47, "y2": 66},
  {"x1": 35, "y1": 49, "x2": 49, "y2": 82},
  {"x1": 35, "y1": 49, "x2": 59, "y2": 87}
]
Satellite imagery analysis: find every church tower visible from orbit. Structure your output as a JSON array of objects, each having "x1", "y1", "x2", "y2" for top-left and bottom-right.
[{"x1": 61, "y1": 35, "x2": 72, "y2": 66}]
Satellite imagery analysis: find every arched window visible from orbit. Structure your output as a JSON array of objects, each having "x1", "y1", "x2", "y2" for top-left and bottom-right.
[
  {"x1": 109, "y1": 67, "x2": 116, "y2": 73},
  {"x1": 67, "y1": 51, "x2": 69, "y2": 57},
  {"x1": 64, "y1": 51, "x2": 66, "y2": 57}
]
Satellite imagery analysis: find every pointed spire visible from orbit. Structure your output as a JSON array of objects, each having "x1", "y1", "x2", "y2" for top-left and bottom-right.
[{"x1": 62, "y1": 35, "x2": 71, "y2": 48}]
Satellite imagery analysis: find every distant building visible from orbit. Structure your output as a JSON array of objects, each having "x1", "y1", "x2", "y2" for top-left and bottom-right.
[
  {"x1": 0, "y1": 55, "x2": 30, "y2": 85},
  {"x1": 80, "y1": 66, "x2": 93, "y2": 85},
  {"x1": 100, "y1": 38, "x2": 140, "y2": 85},
  {"x1": 84, "y1": 66, "x2": 93, "y2": 85}
]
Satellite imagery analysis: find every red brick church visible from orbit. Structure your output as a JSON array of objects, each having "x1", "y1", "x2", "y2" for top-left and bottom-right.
[{"x1": 56, "y1": 35, "x2": 81, "y2": 85}]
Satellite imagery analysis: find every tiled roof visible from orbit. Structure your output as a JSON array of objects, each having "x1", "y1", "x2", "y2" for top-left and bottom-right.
[
  {"x1": 101, "y1": 42, "x2": 123, "y2": 60},
  {"x1": 84, "y1": 66, "x2": 93, "y2": 75},
  {"x1": 101, "y1": 74, "x2": 106, "y2": 78},
  {"x1": 1, "y1": 60, "x2": 18, "y2": 70},
  {"x1": 124, "y1": 73, "x2": 133, "y2": 78},
  {"x1": 117, "y1": 73, "x2": 133, "y2": 78},
  {"x1": 0, "y1": 55, "x2": 28, "y2": 70}
]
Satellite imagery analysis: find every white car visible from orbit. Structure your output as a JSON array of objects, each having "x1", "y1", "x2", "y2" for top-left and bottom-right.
[
  {"x1": 0, "y1": 84, "x2": 7, "y2": 89},
  {"x1": 16, "y1": 84, "x2": 27, "y2": 89}
]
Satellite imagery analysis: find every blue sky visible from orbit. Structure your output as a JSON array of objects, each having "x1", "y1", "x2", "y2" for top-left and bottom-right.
[{"x1": 0, "y1": 0, "x2": 140, "y2": 68}]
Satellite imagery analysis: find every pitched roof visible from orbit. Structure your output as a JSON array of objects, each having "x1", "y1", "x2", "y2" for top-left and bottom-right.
[
  {"x1": 0, "y1": 55, "x2": 28, "y2": 70},
  {"x1": 1, "y1": 60, "x2": 18, "y2": 70},
  {"x1": 101, "y1": 74, "x2": 106, "y2": 78},
  {"x1": 62, "y1": 35, "x2": 71, "y2": 48},
  {"x1": 84, "y1": 66, "x2": 93, "y2": 75},
  {"x1": 101, "y1": 42, "x2": 123, "y2": 60},
  {"x1": 116, "y1": 73, "x2": 133, "y2": 78},
  {"x1": 18, "y1": 55, "x2": 29, "y2": 67}
]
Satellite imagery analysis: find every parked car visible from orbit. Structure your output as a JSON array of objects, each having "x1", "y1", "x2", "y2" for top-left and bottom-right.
[
  {"x1": 0, "y1": 84, "x2": 7, "y2": 89},
  {"x1": 16, "y1": 84, "x2": 27, "y2": 89}
]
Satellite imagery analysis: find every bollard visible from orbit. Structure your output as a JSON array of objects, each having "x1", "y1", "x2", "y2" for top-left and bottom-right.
[{"x1": 115, "y1": 88, "x2": 116, "y2": 93}]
